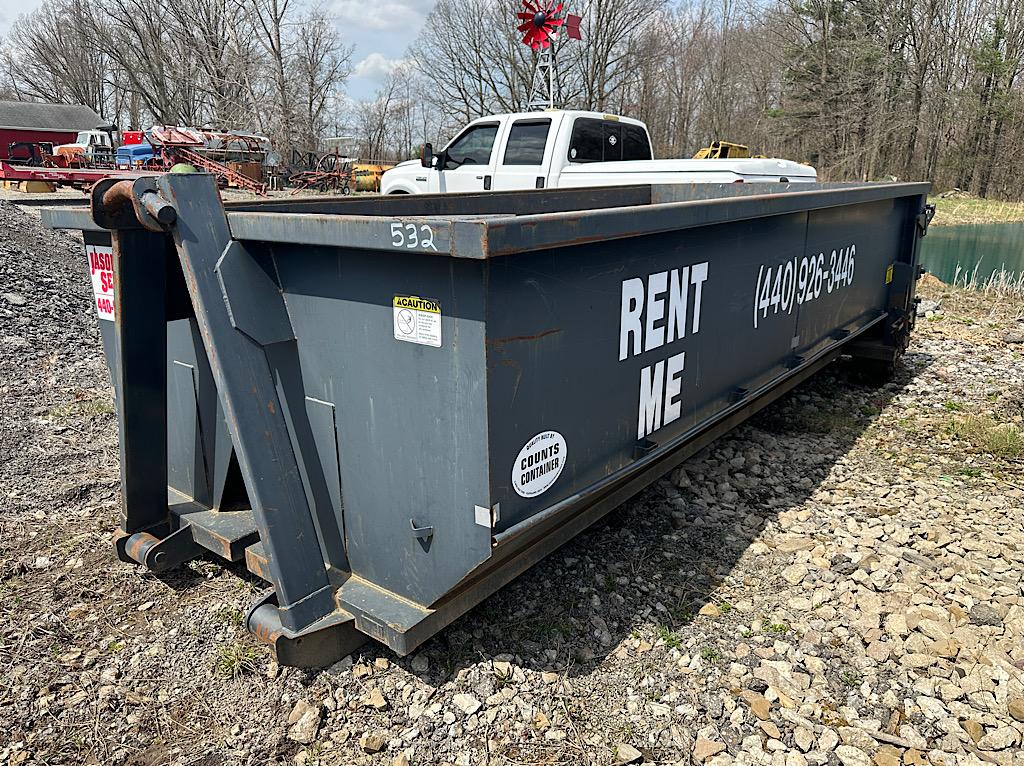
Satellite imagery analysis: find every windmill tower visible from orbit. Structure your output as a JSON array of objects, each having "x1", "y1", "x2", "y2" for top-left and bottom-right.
[{"x1": 517, "y1": 1, "x2": 582, "y2": 110}]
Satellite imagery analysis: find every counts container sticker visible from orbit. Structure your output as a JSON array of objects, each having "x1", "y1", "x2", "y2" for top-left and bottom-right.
[
  {"x1": 512, "y1": 431, "x2": 567, "y2": 498},
  {"x1": 86, "y1": 244, "x2": 116, "y2": 321},
  {"x1": 393, "y1": 295, "x2": 442, "y2": 347}
]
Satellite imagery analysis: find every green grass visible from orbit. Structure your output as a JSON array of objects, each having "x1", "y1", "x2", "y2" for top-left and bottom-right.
[
  {"x1": 765, "y1": 622, "x2": 790, "y2": 634},
  {"x1": 215, "y1": 643, "x2": 260, "y2": 678},
  {"x1": 48, "y1": 396, "x2": 114, "y2": 419},
  {"x1": 668, "y1": 604, "x2": 694, "y2": 624},
  {"x1": 931, "y1": 196, "x2": 1024, "y2": 226},
  {"x1": 946, "y1": 415, "x2": 1024, "y2": 460},
  {"x1": 700, "y1": 646, "x2": 720, "y2": 662},
  {"x1": 656, "y1": 625, "x2": 682, "y2": 648},
  {"x1": 215, "y1": 606, "x2": 244, "y2": 627}
]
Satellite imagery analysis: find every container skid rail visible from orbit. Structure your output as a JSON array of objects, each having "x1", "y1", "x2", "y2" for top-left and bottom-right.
[{"x1": 42, "y1": 177, "x2": 932, "y2": 667}]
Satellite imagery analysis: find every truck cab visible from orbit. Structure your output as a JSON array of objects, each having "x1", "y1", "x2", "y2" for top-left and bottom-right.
[
  {"x1": 381, "y1": 111, "x2": 816, "y2": 195},
  {"x1": 54, "y1": 128, "x2": 116, "y2": 165}
]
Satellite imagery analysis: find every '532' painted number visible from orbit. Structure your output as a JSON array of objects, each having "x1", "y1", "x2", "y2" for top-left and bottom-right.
[{"x1": 390, "y1": 222, "x2": 437, "y2": 251}]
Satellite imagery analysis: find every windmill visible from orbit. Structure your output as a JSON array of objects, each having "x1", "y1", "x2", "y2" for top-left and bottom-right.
[{"x1": 517, "y1": 1, "x2": 582, "y2": 110}]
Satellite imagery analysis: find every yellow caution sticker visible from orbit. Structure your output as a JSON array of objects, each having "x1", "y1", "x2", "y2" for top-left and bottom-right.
[
  {"x1": 393, "y1": 295, "x2": 442, "y2": 347},
  {"x1": 885, "y1": 264, "x2": 894, "y2": 285}
]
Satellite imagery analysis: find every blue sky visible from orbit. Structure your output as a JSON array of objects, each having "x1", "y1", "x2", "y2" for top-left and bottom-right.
[{"x1": 0, "y1": 0, "x2": 431, "y2": 101}]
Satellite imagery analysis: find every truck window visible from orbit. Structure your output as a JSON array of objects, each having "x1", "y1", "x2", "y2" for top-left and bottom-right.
[
  {"x1": 445, "y1": 123, "x2": 499, "y2": 167},
  {"x1": 568, "y1": 118, "x2": 652, "y2": 163},
  {"x1": 502, "y1": 119, "x2": 551, "y2": 165},
  {"x1": 567, "y1": 119, "x2": 604, "y2": 162},
  {"x1": 622, "y1": 124, "x2": 653, "y2": 161}
]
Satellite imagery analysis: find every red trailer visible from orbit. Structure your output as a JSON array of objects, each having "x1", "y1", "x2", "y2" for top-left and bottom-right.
[
  {"x1": 0, "y1": 101, "x2": 103, "y2": 160},
  {"x1": 0, "y1": 161, "x2": 160, "y2": 188}
]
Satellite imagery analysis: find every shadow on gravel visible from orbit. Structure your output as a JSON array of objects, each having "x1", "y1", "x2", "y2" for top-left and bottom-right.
[{"x1": 364, "y1": 350, "x2": 935, "y2": 682}]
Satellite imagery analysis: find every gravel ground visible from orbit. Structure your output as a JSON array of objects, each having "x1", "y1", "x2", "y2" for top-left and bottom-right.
[{"x1": 1, "y1": 199, "x2": 1022, "y2": 766}]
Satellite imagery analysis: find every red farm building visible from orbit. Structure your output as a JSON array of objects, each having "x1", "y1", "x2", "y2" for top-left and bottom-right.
[{"x1": 0, "y1": 101, "x2": 103, "y2": 160}]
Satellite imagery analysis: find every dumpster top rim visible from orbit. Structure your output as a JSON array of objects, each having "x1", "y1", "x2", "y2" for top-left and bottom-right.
[
  {"x1": 224, "y1": 182, "x2": 931, "y2": 259},
  {"x1": 40, "y1": 181, "x2": 931, "y2": 258}
]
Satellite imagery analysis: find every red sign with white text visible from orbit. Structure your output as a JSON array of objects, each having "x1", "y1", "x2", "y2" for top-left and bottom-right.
[{"x1": 86, "y1": 244, "x2": 116, "y2": 321}]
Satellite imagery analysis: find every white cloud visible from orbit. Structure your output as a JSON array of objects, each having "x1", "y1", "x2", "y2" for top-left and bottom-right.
[
  {"x1": 331, "y1": 0, "x2": 435, "y2": 32},
  {"x1": 353, "y1": 52, "x2": 409, "y2": 81}
]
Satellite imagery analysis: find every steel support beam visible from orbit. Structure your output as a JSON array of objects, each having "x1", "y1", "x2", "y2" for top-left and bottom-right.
[{"x1": 155, "y1": 174, "x2": 335, "y2": 633}]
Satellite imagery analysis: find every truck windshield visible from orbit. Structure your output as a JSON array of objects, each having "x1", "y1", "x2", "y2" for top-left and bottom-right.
[
  {"x1": 445, "y1": 123, "x2": 499, "y2": 167},
  {"x1": 568, "y1": 118, "x2": 652, "y2": 163}
]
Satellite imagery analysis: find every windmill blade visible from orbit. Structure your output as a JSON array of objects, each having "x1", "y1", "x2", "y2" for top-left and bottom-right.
[
  {"x1": 517, "y1": 12, "x2": 533, "y2": 19},
  {"x1": 565, "y1": 13, "x2": 582, "y2": 38},
  {"x1": 518, "y1": 21, "x2": 533, "y2": 32}
]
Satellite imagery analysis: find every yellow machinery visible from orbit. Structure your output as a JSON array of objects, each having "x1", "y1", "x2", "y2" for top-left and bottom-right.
[
  {"x1": 352, "y1": 163, "x2": 395, "y2": 192},
  {"x1": 692, "y1": 141, "x2": 752, "y2": 160}
]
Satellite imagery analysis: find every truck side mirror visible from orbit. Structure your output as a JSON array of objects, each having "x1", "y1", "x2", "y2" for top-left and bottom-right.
[{"x1": 421, "y1": 142, "x2": 433, "y2": 169}]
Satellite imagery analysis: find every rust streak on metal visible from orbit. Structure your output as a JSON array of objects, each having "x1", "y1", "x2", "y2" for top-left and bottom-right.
[{"x1": 485, "y1": 328, "x2": 561, "y2": 347}]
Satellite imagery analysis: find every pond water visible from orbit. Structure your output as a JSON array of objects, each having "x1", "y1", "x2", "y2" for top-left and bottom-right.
[{"x1": 920, "y1": 222, "x2": 1024, "y2": 287}]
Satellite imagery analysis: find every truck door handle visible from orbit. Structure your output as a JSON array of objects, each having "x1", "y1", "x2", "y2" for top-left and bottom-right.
[{"x1": 483, "y1": 175, "x2": 492, "y2": 190}]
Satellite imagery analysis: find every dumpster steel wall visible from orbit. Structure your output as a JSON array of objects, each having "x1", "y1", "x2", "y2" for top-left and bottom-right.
[{"x1": 43, "y1": 177, "x2": 932, "y2": 666}]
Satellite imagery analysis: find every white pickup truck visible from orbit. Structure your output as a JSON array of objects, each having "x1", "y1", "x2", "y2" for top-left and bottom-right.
[{"x1": 381, "y1": 110, "x2": 816, "y2": 194}]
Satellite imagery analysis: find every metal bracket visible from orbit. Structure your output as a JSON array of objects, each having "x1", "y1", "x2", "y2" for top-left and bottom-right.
[
  {"x1": 633, "y1": 438, "x2": 658, "y2": 459},
  {"x1": 119, "y1": 525, "x2": 203, "y2": 574},
  {"x1": 474, "y1": 503, "x2": 501, "y2": 529},
  {"x1": 92, "y1": 177, "x2": 177, "y2": 232},
  {"x1": 246, "y1": 590, "x2": 366, "y2": 668},
  {"x1": 410, "y1": 519, "x2": 435, "y2": 540},
  {"x1": 216, "y1": 242, "x2": 295, "y2": 346}
]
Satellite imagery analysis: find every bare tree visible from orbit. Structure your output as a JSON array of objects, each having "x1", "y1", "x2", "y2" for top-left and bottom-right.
[
  {"x1": 292, "y1": 8, "x2": 353, "y2": 150},
  {"x1": 246, "y1": 0, "x2": 295, "y2": 148}
]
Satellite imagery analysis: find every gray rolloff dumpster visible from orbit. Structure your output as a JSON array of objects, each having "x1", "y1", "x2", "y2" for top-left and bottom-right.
[{"x1": 44, "y1": 176, "x2": 932, "y2": 666}]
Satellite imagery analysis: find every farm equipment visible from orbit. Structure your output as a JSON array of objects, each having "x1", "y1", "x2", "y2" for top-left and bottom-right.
[
  {"x1": 168, "y1": 145, "x2": 267, "y2": 195},
  {"x1": 5, "y1": 141, "x2": 52, "y2": 166},
  {"x1": 287, "y1": 151, "x2": 352, "y2": 194},
  {"x1": 42, "y1": 176, "x2": 932, "y2": 667}
]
